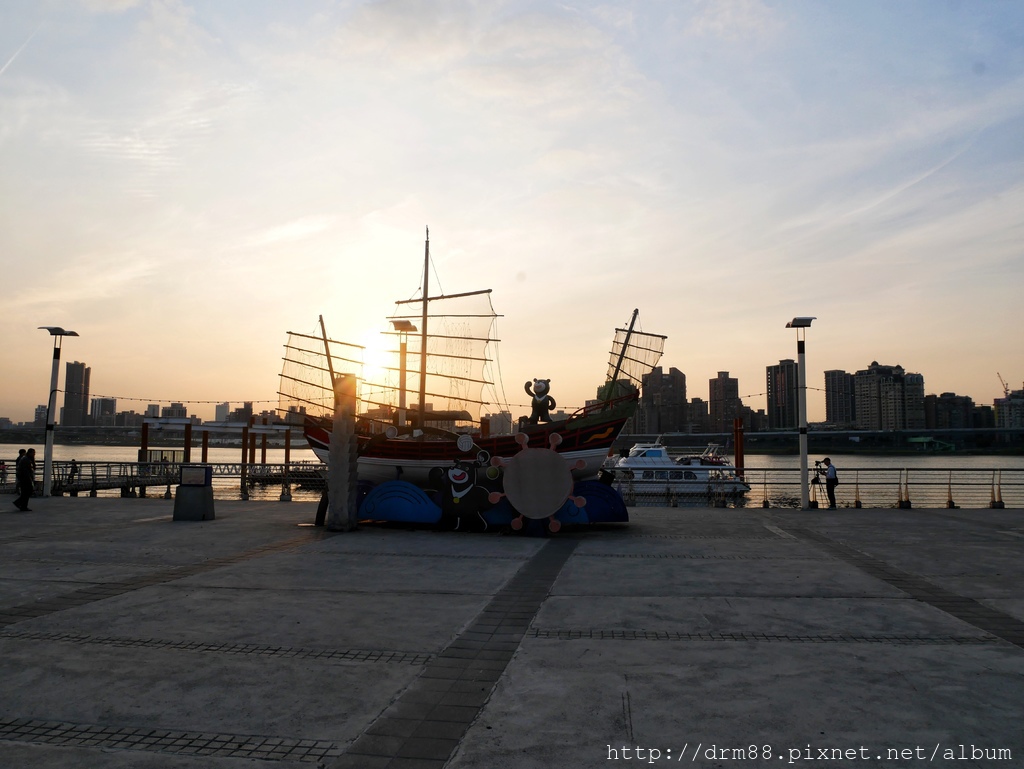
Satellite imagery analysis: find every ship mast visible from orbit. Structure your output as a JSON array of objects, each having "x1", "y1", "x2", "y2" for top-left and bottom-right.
[
  {"x1": 606, "y1": 308, "x2": 639, "y2": 403},
  {"x1": 318, "y1": 314, "x2": 336, "y2": 386}
]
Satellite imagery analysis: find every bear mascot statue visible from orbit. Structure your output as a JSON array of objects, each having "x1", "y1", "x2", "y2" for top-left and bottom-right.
[{"x1": 525, "y1": 378, "x2": 556, "y2": 424}]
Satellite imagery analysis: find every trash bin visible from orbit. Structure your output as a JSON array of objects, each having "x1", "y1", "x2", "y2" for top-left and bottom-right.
[{"x1": 173, "y1": 465, "x2": 215, "y2": 521}]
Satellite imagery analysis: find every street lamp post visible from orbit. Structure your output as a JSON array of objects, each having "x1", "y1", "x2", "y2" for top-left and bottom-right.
[
  {"x1": 786, "y1": 317, "x2": 815, "y2": 510},
  {"x1": 390, "y1": 320, "x2": 417, "y2": 427},
  {"x1": 38, "y1": 326, "x2": 79, "y2": 497}
]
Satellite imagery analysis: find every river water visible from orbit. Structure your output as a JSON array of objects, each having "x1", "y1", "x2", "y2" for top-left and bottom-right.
[{"x1": 2, "y1": 444, "x2": 1022, "y2": 508}]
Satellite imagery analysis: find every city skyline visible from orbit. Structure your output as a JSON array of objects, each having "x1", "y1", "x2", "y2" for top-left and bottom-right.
[
  {"x1": 2, "y1": 351, "x2": 1014, "y2": 431},
  {"x1": 1, "y1": 2, "x2": 1022, "y2": 425}
]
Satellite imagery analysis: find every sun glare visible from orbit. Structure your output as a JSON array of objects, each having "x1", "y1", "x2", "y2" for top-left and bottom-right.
[{"x1": 359, "y1": 330, "x2": 394, "y2": 387}]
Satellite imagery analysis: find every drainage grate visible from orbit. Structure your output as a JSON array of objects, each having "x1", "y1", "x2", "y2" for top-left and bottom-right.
[
  {"x1": 0, "y1": 630, "x2": 432, "y2": 665},
  {"x1": 305, "y1": 550, "x2": 526, "y2": 560},
  {"x1": 575, "y1": 553, "x2": 830, "y2": 560},
  {"x1": 629, "y1": 534, "x2": 781, "y2": 540},
  {"x1": 528, "y1": 628, "x2": 1001, "y2": 644},
  {"x1": 0, "y1": 718, "x2": 341, "y2": 762}
]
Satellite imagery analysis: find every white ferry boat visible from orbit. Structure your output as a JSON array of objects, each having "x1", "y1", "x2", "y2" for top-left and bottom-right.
[{"x1": 607, "y1": 441, "x2": 751, "y2": 498}]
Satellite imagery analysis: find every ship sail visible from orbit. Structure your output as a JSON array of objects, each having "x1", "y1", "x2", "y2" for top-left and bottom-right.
[
  {"x1": 374, "y1": 287, "x2": 502, "y2": 431},
  {"x1": 277, "y1": 319, "x2": 364, "y2": 422},
  {"x1": 278, "y1": 228, "x2": 503, "y2": 433},
  {"x1": 600, "y1": 309, "x2": 667, "y2": 402}
]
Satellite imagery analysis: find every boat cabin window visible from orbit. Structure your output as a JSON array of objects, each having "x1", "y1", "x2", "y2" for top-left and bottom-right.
[
  {"x1": 684, "y1": 471, "x2": 697, "y2": 480},
  {"x1": 655, "y1": 471, "x2": 668, "y2": 480},
  {"x1": 669, "y1": 470, "x2": 683, "y2": 480},
  {"x1": 642, "y1": 471, "x2": 654, "y2": 480}
]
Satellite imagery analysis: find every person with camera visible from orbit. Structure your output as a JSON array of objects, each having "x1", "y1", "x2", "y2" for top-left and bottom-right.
[{"x1": 818, "y1": 457, "x2": 838, "y2": 509}]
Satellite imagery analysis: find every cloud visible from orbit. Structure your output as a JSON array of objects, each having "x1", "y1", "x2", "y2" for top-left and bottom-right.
[
  {"x1": 241, "y1": 215, "x2": 339, "y2": 249},
  {"x1": 686, "y1": 0, "x2": 784, "y2": 41},
  {"x1": 79, "y1": 0, "x2": 142, "y2": 11},
  {"x1": 0, "y1": 23, "x2": 42, "y2": 79},
  {"x1": 5, "y1": 251, "x2": 159, "y2": 313}
]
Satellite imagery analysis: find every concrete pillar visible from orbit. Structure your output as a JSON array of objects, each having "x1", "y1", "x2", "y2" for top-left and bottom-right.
[{"x1": 327, "y1": 374, "x2": 359, "y2": 531}]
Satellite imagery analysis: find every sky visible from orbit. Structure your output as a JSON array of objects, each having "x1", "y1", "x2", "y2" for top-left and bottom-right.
[{"x1": 1, "y1": 0, "x2": 1023, "y2": 426}]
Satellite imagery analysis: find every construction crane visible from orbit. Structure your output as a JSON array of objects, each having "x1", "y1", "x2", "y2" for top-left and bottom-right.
[{"x1": 997, "y1": 373, "x2": 1009, "y2": 397}]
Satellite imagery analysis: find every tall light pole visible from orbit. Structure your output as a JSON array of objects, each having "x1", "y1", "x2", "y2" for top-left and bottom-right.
[
  {"x1": 390, "y1": 320, "x2": 417, "y2": 427},
  {"x1": 38, "y1": 326, "x2": 79, "y2": 497},
  {"x1": 786, "y1": 317, "x2": 815, "y2": 510}
]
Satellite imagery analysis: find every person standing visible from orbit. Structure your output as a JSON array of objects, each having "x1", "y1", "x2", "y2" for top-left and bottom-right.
[
  {"x1": 13, "y1": 449, "x2": 26, "y2": 496},
  {"x1": 14, "y1": 448, "x2": 37, "y2": 511},
  {"x1": 822, "y1": 457, "x2": 838, "y2": 509}
]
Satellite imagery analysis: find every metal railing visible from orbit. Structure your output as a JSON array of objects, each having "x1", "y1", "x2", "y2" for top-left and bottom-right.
[
  {"x1": 616, "y1": 467, "x2": 1024, "y2": 509},
  {"x1": 4, "y1": 460, "x2": 1021, "y2": 509},
  {"x1": 1, "y1": 460, "x2": 328, "y2": 501}
]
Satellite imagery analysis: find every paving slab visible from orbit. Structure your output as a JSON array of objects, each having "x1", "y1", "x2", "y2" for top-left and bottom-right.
[{"x1": 0, "y1": 496, "x2": 1021, "y2": 768}]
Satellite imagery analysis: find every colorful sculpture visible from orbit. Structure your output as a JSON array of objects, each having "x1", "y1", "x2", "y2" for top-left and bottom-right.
[
  {"x1": 524, "y1": 378, "x2": 556, "y2": 424},
  {"x1": 488, "y1": 433, "x2": 586, "y2": 533},
  {"x1": 434, "y1": 459, "x2": 491, "y2": 532}
]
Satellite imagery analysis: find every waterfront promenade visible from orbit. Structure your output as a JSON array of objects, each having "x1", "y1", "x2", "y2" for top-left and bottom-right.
[{"x1": 1, "y1": 497, "x2": 1022, "y2": 768}]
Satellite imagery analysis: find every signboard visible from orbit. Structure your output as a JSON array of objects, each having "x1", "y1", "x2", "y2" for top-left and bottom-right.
[{"x1": 179, "y1": 465, "x2": 213, "y2": 487}]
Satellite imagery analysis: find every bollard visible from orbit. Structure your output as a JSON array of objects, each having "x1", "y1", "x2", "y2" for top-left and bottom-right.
[
  {"x1": 898, "y1": 469, "x2": 913, "y2": 509},
  {"x1": 946, "y1": 471, "x2": 957, "y2": 509},
  {"x1": 990, "y1": 471, "x2": 1005, "y2": 509},
  {"x1": 854, "y1": 471, "x2": 862, "y2": 508},
  {"x1": 315, "y1": 491, "x2": 328, "y2": 526}
]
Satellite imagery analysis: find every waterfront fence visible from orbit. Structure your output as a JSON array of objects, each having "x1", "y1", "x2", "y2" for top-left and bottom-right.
[
  {"x1": 3, "y1": 460, "x2": 1021, "y2": 509},
  {"x1": 618, "y1": 467, "x2": 1024, "y2": 509}
]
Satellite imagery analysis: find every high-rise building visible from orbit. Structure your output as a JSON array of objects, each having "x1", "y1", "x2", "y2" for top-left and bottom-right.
[
  {"x1": 766, "y1": 359, "x2": 799, "y2": 430},
  {"x1": 688, "y1": 398, "x2": 709, "y2": 433},
  {"x1": 853, "y1": 362, "x2": 925, "y2": 430},
  {"x1": 215, "y1": 402, "x2": 230, "y2": 422},
  {"x1": 639, "y1": 366, "x2": 688, "y2": 433},
  {"x1": 62, "y1": 361, "x2": 91, "y2": 426},
  {"x1": 161, "y1": 403, "x2": 188, "y2": 419},
  {"x1": 904, "y1": 373, "x2": 925, "y2": 429},
  {"x1": 924, "y1": 393, "x2": 974, "y2": 429},
  {"x1": 34, "y1": 405, "x2": 47, "y2": 427},
  {"x1": 824, "y1": 370, "x2": 856, "y2": 427},
  {"x1": 228, "y1": 402, "x2": 254, "y2": 423},
  {"x1": 146, "y1": 404, "x2": 160, "y2": 418},
  {"x1": 282, "y1": 405, "x2": 307, "y2": 425},
  {"x1": 90, "y1": 398, "x2": 117, "y2": 426},
  {"x1": 115, "y1": 411, "x2": 145, "y2": 427},
  {"x1": 995, "y1": 388, "x2": 1024, "y2": 429},
  {"x1": 709, "y1": 371, "x2": 740, "y2": 433},
  {"x1": 483, "y1": 411, "x2": 513, "y2": 436}
]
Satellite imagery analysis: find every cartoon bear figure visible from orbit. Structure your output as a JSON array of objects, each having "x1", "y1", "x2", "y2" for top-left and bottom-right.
[
  {"x1": 525, "y1": 378, "x2": 556, "y2": 424},
  {"x1": 435, "y1": 460, "x2": 491, "y2": 532}
]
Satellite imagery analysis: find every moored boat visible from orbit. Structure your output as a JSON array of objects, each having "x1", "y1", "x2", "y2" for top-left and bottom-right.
[{"x1": 607, "y1": 440, "x2": 751, "y2": 497}]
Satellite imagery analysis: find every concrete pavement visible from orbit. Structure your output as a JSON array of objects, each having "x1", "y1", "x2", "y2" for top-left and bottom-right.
[{"x1": 1, "y1": 496, "x2": 1022, "y2": 768}]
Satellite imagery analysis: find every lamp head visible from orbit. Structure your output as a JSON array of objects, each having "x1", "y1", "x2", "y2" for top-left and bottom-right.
[
  {"x1": 786, "y1": 317, "x2": 816, "y2": 328},
  {"x1": 390, "y1": 320, "x2": 417, "y2": 332},
  {"x1": 38, "y1": 326, "x2": 79, "y2": 337}
]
